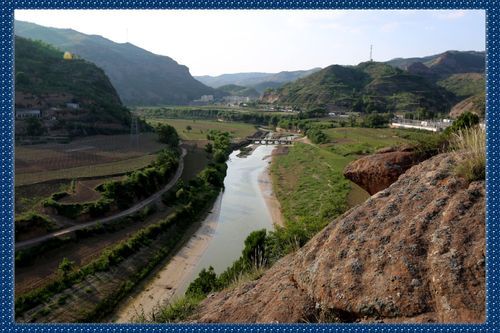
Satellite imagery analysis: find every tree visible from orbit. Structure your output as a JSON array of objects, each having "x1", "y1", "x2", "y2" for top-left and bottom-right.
[
  {"x1": 186, "y1": 125, "x2": 192, "y2": 132},
  {"x1": 445, "y1": 112, "x2": 480, "y2": 135},
  {"x1": 156, "y1": 123, "x2": 179, "y2": 147},
  {"x1": 25, "y1": 117, "x2": 45, "y2": 136},
  {"x1": 186, "y1": 266, "x2": 219, "y2": 297},
  {"x1": 362, "y1": 114, "x2": 389, "y2": 128},
  {"x1": 204, "y1": 142, "x2": 213, "y2": 154},
  {"x1": 58, "y1": 257, "x2": 75, "y2": 280},
  {"x1": 242, "y1": 229, "x2": 268, "y2": 268}
]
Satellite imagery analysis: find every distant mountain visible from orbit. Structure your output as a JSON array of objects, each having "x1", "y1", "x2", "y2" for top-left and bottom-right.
[
  {"x1": 15, "y1": 36, "x2": 130, "y2": 136},
  {"x1": 261, "y1": 61, "x2": 454, "y2": 113},
  {"x1": 216, "y1": 84, "x2": 260, "y2": 98},
  {"x1": 15, "y1": 20, "x2": 217, "y2": 106},
  {"x1": 195, "y1": 68, "x2": 321, "y2": 93},
  {"x1": 386, "y1": 51, "x2": 485, "y2": 79}
]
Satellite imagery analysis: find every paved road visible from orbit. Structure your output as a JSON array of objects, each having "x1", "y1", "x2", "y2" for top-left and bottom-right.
[{"x1": 16, "y1": 148, "x2": 187, "y2": 250}]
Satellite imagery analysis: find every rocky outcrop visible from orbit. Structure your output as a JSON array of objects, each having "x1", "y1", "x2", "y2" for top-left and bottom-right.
[
  {"x1": 343, "y1": 146, "x2": 428, "y2": 195},
  {"x1": 189, "y1": 153, "x2": 485, "y2": 323}
]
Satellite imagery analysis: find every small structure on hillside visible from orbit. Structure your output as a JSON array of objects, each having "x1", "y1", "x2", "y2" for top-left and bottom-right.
[{"x1": 63, "y1": 51, "x2": 73, "y2": 60}]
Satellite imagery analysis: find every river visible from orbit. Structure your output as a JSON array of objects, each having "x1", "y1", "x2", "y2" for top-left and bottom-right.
[{"x1": 112, "y1": 144, "x2": 278, "y2": 322}]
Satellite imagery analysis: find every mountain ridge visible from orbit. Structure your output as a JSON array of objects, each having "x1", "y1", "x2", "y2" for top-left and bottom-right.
[
  {"x1": 15, "y1": 20, "x2": 217, "y2": 106},
  {"x1": 195, "y1": 68, "x2": 321, "y2": 93}
]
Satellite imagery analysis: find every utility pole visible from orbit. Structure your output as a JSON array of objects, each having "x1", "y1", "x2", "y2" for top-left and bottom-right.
[{"x1": 130, "y1": 114, "x2": 139, "y2": 146}]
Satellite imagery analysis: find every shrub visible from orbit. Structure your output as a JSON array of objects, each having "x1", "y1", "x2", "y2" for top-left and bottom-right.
[
  {"x1": 445, "y1": 111, "x2": 480, "y2": 135},
  {"x1": 186, "y1": 266, "x2": 219, "y2": 297},
  {"x1": 452, "y1": 125, "x2": 486, "y2": 181}
]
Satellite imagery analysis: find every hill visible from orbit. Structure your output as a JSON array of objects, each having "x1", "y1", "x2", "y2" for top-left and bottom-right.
[
  {"x1": 261, "y1": 61, "x2": 454, "y2": 113},
  {"x1": 195, "y1": 68, "x2": 321, "y2": 93},
  {"x1": 436, "y1": 73, "x2": 485, "y2": 98},
  {"x1": 15, "y1": 20, "x2": 216, "y2": 106},
  {"x1": 15, "y1": 36, "x2": 130, "y2": 136},
  {"x1": 216, "y1": 84, "x2": 260, "y2": 98},
  {"x1": 386, "y1": 50, "x2": 485, "y2": 75}
]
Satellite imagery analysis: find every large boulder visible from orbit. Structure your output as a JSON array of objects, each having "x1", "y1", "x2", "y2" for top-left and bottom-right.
[
  {"x1": 189, "y1": 153, "x2": 485, "y2": 323},
  {"x1": 343, "y1": 146, "x2": 428, "y2": 195}
]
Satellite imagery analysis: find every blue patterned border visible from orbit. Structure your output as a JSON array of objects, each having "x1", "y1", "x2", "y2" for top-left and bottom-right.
[{"x1": 1, "y1": 1, "x2": 496, "y2": 332}]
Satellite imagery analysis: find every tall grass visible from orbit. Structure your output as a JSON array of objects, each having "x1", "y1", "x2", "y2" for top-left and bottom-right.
[{"x1": 452, "y1": 125, "x2": 486, "y2": 181}]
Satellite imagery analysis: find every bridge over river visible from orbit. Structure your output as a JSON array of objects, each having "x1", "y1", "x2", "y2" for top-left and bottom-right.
[{"x1": 248, "y1": 132, "x2": 297, "y2": 145}]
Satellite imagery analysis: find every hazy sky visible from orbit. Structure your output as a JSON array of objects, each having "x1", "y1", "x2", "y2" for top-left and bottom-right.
[{"x1": 15, "y1": 10, "x2": 485, "y2": 76}]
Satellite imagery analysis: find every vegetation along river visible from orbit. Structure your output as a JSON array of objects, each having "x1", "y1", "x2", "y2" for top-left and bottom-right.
[{"x1": 113, "y1": 144, "x2": 278, "y2": 322}]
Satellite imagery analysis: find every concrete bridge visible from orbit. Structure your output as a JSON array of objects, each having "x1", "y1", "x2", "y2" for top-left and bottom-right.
[{"x1": 252, "y1": 139, "x2": 293, "y2": 145}]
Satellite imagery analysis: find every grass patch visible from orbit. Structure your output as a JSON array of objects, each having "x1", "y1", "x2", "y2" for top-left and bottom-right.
[
  {"x1": 271, "y1": 142, "x2": 351, "y2": 232},
  {"x1": 452, "y1": 126, "x2": 486, "y2": 181}
]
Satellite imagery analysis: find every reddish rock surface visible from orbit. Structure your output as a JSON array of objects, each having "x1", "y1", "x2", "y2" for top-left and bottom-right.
[
  {"x1": 343, "y1": 147, "x2": 428, "y2": 195},
  {"x1": 189, "y1": 153, "x2": 485, "y2": 323}
]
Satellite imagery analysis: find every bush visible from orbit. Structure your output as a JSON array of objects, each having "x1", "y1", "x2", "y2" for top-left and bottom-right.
[
  {"x1": 186, "y1": 266, "x2": 219, "y2": 297},
  {"x1": 307, "y1": 128, "x2": 328, "y2": 144},
  {"x1": 156, "y1": 123, "x2": 179, "y2": 147},
  {"x1": 15, "y1": 212, "x2": 55, "y2": 240},
  {"x1": 452, "y1": 126, "x2": 485, "y2": 181},
  {"x1": 445, "y1": 111, "x2": 480, "y2": 135}
]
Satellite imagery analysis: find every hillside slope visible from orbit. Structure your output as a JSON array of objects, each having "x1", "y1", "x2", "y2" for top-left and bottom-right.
[
  {"x1": 15, "y1": 36, "x2": 130, "y2": 135},
  {"x1": 189, "y1": 152, "x2": 485, "y2": 323},
  {"x1": 15, "y1": 20, "x2": 216, "y2": 106},
  {"x1": 261, "y1": 62, "x2": 454, "y2": 113}
]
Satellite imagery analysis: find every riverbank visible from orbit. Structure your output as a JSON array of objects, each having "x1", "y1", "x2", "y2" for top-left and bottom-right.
[
  {"x1": 111, "y1": 144, "x2": 279, "y2": 322},
  {"x1": 258, "y1": 150, "x2": 285, "y2": 228},
  {"x1": 111, "y1": 192, "x2": 223, "y2": 322}
]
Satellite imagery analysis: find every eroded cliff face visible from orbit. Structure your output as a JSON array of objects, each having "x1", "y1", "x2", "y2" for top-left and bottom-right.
[
  {"x1": 189, "y1": 153, "x2": 485, "y2": 323},
  {"x1": 343, "y1": 146, "x2": 429, "y2": 195}
]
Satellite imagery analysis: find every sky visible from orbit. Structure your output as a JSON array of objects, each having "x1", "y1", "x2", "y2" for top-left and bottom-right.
[{"x1": 15, "y1": 9, "x2": 485, "y2": 76}]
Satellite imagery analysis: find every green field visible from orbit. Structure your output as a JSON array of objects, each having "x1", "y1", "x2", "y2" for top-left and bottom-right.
[
  {"x1": 323, "y1": 127, "x2": 437, "y2": 157},
  {"x1": 271, "y1": 127, "x2": 438, "y2": 235},
  {"x1": 271, "y1": 143, "x2": 352, "y2": 236},
  {"x1": 148, "y1": 119, "x2": 257, "y2": 141}
]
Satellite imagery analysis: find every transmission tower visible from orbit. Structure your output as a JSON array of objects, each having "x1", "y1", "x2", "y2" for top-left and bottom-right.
[
  {"x1": 130, "y1": 115, "x2": 139, "y2": 146},
  {"x1": 370, "y1": 44, "x2": 373, "y2": 62}
]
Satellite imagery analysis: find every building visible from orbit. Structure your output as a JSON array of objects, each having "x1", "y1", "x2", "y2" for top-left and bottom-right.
[
  {"x1": 63, "y1": 51, "x2": 73, "y2": 60},
  {"x1": 200, "y1": 95, "x2": 214, "y2": 103},
  {"x1": 66, "y1": 102, "x2": 80, "y2": 109},
  {"x1": 15, "y1": 109, "x2": 41, "y2": 119},
  {"x1": 223, "y1": 96, "x2": 251, "y2": 104},
  {"x1": 390, "y1": 119, "x2": 453, "y2": 132}
]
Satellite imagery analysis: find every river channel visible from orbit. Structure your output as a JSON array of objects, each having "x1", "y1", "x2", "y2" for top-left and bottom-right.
[{"x1": 113, "y1": 144, "x2": 277, "y2": 322}]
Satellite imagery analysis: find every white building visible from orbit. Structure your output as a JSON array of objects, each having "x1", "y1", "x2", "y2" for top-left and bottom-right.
[
  {"x1": 223, "y1": 95, "x2": 251, "y2": 104},
  {"x1": 390, "y1": 119, "x2": 452, "y2": 132},
  {"x1": 66, "y1": 102, "x2": 80, "y2": 109},
  {"x1": 15, "y1": 109, "x2": 41, "y2": 119},
  {"x1": 199, "y1": 95, "x2": 214, "y2": 102}
]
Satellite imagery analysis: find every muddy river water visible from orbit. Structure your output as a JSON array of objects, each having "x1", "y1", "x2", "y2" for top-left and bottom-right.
[{"x1": 113, "y1": 144, "x2": 277, "y2": 322}]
